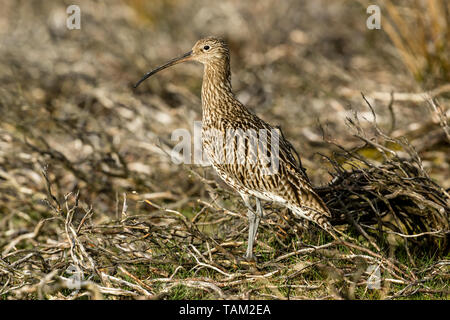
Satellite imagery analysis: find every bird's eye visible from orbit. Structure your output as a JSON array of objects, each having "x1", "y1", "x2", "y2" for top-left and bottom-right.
[{"x1": 203, "y1": 45, "x2": 210, "y2": 51}]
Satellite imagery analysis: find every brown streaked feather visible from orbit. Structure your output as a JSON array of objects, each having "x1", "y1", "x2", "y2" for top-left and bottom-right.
[{"x1": 202, "y1": 100, "x2": 331, "y2": 223}]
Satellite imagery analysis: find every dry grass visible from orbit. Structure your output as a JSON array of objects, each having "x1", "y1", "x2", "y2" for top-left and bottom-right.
[
  {"x1": 381, "y1": 0, "x2": 450, "y2": 86},
  {"x1": 0, "y1": 0, "x2": 449, "y2": 300}
]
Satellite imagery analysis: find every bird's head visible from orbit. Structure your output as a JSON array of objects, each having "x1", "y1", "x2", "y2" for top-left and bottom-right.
[
  {"x1": 190, "y1": 37, "x2": 229, "y2": 64},
  {"x1": 134, "y1": 37, "x2": 229, "y2": 88}
]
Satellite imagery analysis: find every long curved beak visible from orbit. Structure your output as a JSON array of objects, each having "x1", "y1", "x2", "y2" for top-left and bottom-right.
[{"x1": 134, "y1": 50, "x2": 193, "y2": 88}]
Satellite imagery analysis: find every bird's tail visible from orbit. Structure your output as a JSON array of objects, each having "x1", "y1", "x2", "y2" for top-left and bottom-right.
[
  {"x1": 290, "y1": 205, "x2": 379, "y2": 251},
  {"x1": 291, "y1": 206, "x2": 350, "y2": 242},
  {"x1": 320, "y1": 220, "x2": 350, "y2": 242}
]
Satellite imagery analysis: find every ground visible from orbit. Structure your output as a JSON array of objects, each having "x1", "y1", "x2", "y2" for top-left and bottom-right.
[{"x1": 0, "y1": 0, "x2": 449, "y2": 300}]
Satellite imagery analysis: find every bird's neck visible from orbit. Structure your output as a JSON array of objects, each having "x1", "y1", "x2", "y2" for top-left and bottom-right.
[{"x1": 201, "y1": 60, "x2": 237, "y2": 119}]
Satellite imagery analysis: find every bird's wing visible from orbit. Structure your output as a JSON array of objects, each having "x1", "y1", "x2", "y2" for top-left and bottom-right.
[
  {"x1": 286, "y1": 165, "x2": 332, "y2": 218},
  {"x1": 252, "y1": 116, "x2": 331, "y2": 218},
  {"x1": 218, "y1": 109, "x2": 331, "y2": 218}
]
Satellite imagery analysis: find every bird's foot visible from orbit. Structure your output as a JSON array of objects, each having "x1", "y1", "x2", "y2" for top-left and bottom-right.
[{"x1": 243, "y1": 253, "x2": 257, "y2": 263}]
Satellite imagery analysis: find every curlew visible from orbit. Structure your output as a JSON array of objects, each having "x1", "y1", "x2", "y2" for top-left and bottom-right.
[{"x1": 135, "y1": 37, "x2": 341, "y2": 260}]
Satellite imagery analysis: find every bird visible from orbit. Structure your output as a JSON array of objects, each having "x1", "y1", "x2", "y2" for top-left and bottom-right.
[{"x1": 134, "y1": 37, "x2": 340, "y2": 260}]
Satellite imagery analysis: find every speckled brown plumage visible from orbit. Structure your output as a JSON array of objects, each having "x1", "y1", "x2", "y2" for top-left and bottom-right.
[{"x1": 135, "y1": 37, "x2": 338, "y2": 260}]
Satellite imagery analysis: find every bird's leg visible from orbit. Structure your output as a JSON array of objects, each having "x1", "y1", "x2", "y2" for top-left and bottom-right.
[
  {"x1": 246, "y1": 211, "x2": 256, "y2": 260},
  {"x1": 241, "y1": 194, "x2": 258, "y2": 260},
  {"x1": 252, "y1": 198, "x2": 263, "y2": 241}
]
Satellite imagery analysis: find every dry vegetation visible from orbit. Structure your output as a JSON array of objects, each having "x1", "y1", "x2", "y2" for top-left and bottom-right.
[{"x1": 0, "y1": 0, "x2": 449, "y2": 300}]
